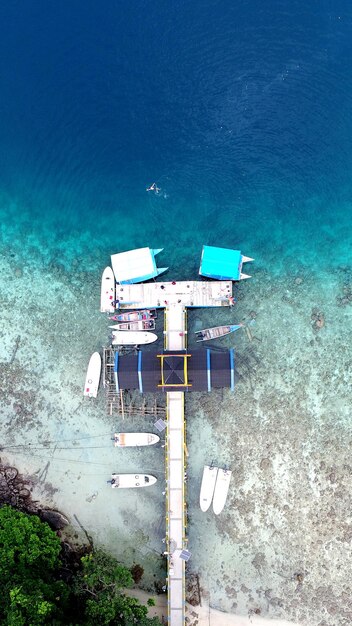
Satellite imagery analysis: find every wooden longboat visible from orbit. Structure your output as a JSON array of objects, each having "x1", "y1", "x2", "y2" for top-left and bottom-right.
[
  {"x1": 109, "y1": 319, "x2": 155, "y2": 331},
  {"x1": 109, "y1": 309, "x2": 157, "y2": 322},
  {"x1": 195, "y1": 324, "x2": 242, "y2": 342}
]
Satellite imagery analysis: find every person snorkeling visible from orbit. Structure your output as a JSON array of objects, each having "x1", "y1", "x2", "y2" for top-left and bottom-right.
[{"x1": 146, "y1": 182, "x2": 161, "y2": 194}]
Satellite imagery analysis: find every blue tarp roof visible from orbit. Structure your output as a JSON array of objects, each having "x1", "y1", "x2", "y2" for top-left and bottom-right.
[{"x1": 199, "y1": 246, "x2": 242, "y2": 280}]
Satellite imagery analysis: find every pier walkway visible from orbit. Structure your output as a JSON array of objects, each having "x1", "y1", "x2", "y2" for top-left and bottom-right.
[{"x1": 164, "y1": 303, "x2": 187, "y2": 625}]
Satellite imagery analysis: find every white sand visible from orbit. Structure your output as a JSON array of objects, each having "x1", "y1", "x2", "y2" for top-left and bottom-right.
[{"x1": 128, "y1": 589, "x2": 301, "y2": 626}]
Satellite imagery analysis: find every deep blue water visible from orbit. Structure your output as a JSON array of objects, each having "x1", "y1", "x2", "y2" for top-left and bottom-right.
[{"x1": 0, "y1": 0, "x2": 351, "y2": 272}]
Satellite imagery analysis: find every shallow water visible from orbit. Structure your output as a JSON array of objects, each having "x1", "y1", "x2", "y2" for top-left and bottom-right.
[{"x1": 0, "y1": 2, "x2": 352, "y2": 624}]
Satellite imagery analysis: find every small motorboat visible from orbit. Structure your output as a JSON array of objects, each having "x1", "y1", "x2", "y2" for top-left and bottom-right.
[
  {"x1": 195, "y1": 324, "x2": 242, "y2": 342},
  {"x1": 212, "y1": 468, "x2": 232, "y2": 515},
  {"x1": 113, "y1": 433, "x2": 160, "y2": 447},
  {"x1": 111, "y1": 331, "x2": 158, "y2": 345},
  {"x1": 109, "y1": 319, "x2": 155, "y2": 331},
  {"x1": 110, "y1": 474, "x2": 157, "y2": 488},
  {"x1": 100, "y1": 267, "x2": 115, "y2": 313},
  {"x1": 83, "y1": 352, "x2": 101, "y2": 398},
  {"x1": 109, "y1": 309, "x2": 157, "y2": 322},
  {"x1": 199, "y1": 464, "x2": 218, "y2": 512}
]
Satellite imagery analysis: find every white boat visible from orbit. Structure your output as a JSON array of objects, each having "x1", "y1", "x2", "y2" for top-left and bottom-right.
[
  {"x1": 199, "y1": 465, "x2": 218, "y2": 512},
  {"x1": 100, "y1": 267, "x2": 115, "y2": 313},
  {"x1": 212, "y1": 468, "x2": 232, "y2": 515},
  {"x1": 109, "y1": 319, "x2": 155, "y2": 331},
  {"x1": 113, "y1": 433, "x2": 160, "y2": 447},
  {"x1": 111, "y1": 331, "x2": 158, "y2": 345},
  {"x1": 83, "y1": 352, "x2": 101, "y2": 398},
  {"x1": 110, "y1": 473, "x2": 157, "y2": 488}
]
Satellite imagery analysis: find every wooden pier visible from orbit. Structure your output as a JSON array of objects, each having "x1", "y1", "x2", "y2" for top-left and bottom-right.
[{"x1": 114, "y1": 279, "x2": 233, "y2": 309}]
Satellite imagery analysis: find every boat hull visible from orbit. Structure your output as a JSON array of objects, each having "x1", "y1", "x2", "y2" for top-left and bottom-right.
[
  {"x1": 109, "y1": 320, "x2": 155, "y2": 331},
  {"x1": 199, "y1": 465, "x2": 218, "y2": 512},
  {"x1": 109, "y1": 309, "x2": 156, "y2": 322},
  {"x1": 111, "y1": 331, "x2": 158, "y2": 345},
  {"x1": 212, "y1": 468, "x2": 232, "y2": 514},
  {"x1": 113, "y1": 433, "x2": 160, "y2": 447},
  {"x1": 111, "y1": 473, "x2": 157, "y2": 488},
  {"x1": 84, "y1": 352, "x2": 102, "y2": 398},
  {"x1": 195, "y1": 324, "x2": 242, "y2": 342},
  {"x1": 100, "y1": 267, "x2": 115, "y2": 313}
]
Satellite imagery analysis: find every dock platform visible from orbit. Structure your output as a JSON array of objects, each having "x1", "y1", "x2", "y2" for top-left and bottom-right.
[{"x1": 114, "y1": 280, "x2": 233, "y2": 309}]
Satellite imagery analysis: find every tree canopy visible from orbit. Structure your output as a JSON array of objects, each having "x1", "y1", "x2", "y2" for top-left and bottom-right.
[{"x1": 0, "y1": 506, "x2": 162, "y2": 626}]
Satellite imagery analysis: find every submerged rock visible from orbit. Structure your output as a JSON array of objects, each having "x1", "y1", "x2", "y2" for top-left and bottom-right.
[{"x1": 39, "y1": 509, "x2": 69, "y2": 530}]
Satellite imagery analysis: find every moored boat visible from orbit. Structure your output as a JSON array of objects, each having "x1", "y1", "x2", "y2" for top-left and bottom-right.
[
  {"x1": 195, "y1": 324, "x2": 242, "y2": 342},
  {"x1": 100, "y1": 267, "x2": 115, "y2": 313},
  {"x1": 109, "y1": 309, "x2": 157, "y2": 322},
  {"x1": 111, "y1": 331, "x2": 158, "y2": 345},
  {"x1": 212, "y1": 468, "x2": 232, "y2": 515},
  {"x1": 83, "y1": 352, "x2": 102, "y2": 398},
  {"x1": 110, "y1": 473, "x2": 157, "y2": 488},
  {"x1": 199, "y1": 464, "x2": 218, "y2": 512},
  {"x1": 113, "y1": 433, "x2": 160, "y2": 447},
  {"x1": 109, "y1": 319, "x2": 155, "y2": 331}
]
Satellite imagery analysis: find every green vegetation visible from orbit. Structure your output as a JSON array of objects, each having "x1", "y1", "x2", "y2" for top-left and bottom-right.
[{"x1": 0, "y1": 506, "x2": 162, "y2": 626}]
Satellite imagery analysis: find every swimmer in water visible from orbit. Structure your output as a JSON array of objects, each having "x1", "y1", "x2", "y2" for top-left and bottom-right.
[{"x1": 146, "y1": 182, "x2": 161, "y2": 194}]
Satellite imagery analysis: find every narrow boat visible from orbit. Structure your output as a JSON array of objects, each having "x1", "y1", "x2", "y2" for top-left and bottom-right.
[
  {"x1": 113, "y1": 433, "x2": 160, "y2": 447},
  {"x1": 111, "y1": 331, "x2": 158, "y2": 345},
  {"x1": 109, "y1": 309, "x2": 157, "y2": 322},
  {"x1": 212, "y1": 468, "x2": 232, "y2": 515},
  {"x1": 199, "y1": 464, "x2": 218, "y2": 512},
  {"x1": 110, "y1": 473, "x2": 157, "y2": 488},
  {"x1": 100, "y1": 267, "x2": 115, "y2": 313},
  {"x1": 195, "y1": 324, "x2": 242, "y2": 342},
  {"x1": 83, "y1": 352, "x2": 101, "y2": 398},
  {"x1": 109, "y1": 319, "x2": 155, "y2": 331}
]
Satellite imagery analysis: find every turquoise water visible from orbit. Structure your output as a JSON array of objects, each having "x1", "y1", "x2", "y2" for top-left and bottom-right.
[
  {"x1": 1, "y1": 2, "x2": 352, "y2": 623},
  {"x1": 0, "y1": 1, "x2": 351, "y2": 273}
]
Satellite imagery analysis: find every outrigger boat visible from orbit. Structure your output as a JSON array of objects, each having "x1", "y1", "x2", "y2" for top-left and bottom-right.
[
  {"x1": 212, "y1": 467, "x2": 232, "y2": 515},
  {"x1": 111, "y1": 331, "x2": 158, "y2": 345},
  {"x1": 110, "y1": 473, "x2": 157, "y2": 488},
  {"x1": 109, "y1": 309, "x2": 157, "y2": 322},
  {"x1": 109, "y1": 320, "x2": 155, "y2": 331},
  {"x1": 113, "y1": 433, "x2": 160, "y2": 447},
  {"x1": 199, "y1": 464, "x2": 218, "y2": 512},
  {"x1": 195, "y1": 324, "x2": 242, "y2": 342}
]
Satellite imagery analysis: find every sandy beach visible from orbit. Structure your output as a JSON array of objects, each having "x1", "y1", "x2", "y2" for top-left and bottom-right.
[{"x1": 1, "y1": 250, "x2": 352, "y2": 626}]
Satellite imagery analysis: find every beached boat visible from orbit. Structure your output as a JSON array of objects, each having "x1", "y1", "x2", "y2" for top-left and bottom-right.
[
  {"x1": 100, "y1": 267, "x2": 115, "y2": 313},
  {"x1": 110, "y1": 473, "x2": 157, "y2": 488},
  {"x1": 212, "y1": 468, "x2": 232, "y2": 515},
  {"x1": 113, "y1": 433, "x2": 160, "y2": 447},
  {"x1": 199, "y1": 464, "x2": 218, "y2": 512},
  {"x1": 83, "y1": 352, "x2": 101, "y2": 398},
  {"x1": 109, "y1": 319, "x2": 155, "y2": 331},
  {"x1": 195, "y1": 324, "x2": 242, "y2": 342},
  {"x1": 109, "y1": 309, "x2": 157, "y2": 322},
  {"x1": 111, "y1": 331, "x2": 158, "y2": 345}
]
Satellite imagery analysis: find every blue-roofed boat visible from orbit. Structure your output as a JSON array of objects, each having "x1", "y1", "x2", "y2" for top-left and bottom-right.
[
  {"x1": 199, "y1": 245, "x2": 254, "y2": 281},
  {"x1": 111, "y1": 247, "x2": 168, "y2": 284},
  {"x1": 195, "y1": 324, "x2": 242, "y2": 342}
]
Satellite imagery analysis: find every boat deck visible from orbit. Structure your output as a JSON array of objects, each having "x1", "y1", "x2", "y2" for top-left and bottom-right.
[{"x1": 114, "y1": 280, "x2": 233, "y2": 309}]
